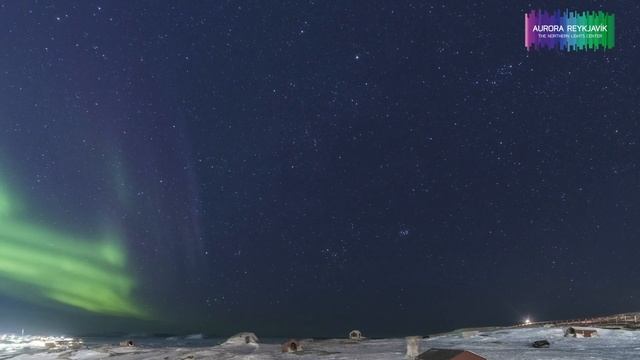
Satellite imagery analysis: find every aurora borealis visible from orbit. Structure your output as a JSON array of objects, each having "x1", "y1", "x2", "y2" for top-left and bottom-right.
[
  {"x1": 0, "y1": 180, "x2": 146, "y2": 318},
  {"x1": 0, "y1": 191, "x2": 10, "y2": 216}
]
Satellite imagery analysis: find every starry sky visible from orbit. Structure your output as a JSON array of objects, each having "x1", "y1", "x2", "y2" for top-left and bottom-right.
[{"x1": 0, "y1": 0, "x2": 639, "y2": 338}]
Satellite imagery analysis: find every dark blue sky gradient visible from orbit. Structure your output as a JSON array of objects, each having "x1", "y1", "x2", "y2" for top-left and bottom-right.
[{"x1": 1, "y1": 1, "x2": 639, "y2": 337}]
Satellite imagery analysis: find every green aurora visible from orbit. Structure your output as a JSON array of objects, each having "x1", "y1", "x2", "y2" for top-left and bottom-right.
[{"x1": 0, "y1": 180, "x2": 148, "y2": 318}]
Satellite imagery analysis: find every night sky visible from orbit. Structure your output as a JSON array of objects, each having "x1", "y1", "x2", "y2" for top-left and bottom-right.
[{"x1": 1, "y1": 0, "x2": 639, "y2": 338}]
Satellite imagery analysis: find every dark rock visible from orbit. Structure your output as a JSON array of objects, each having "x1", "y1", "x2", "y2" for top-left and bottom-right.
[{"x1": 532, "y1": 340, "x2": 550, "y2": 348}]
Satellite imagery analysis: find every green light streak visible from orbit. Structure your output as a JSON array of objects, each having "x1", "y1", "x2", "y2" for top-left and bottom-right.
[
  {"x1": 0, "y1": 179, "x2": 149, "y2": 318},
  {"x1": 0, "y1": 188, "x2": 11, "y2": 216}
]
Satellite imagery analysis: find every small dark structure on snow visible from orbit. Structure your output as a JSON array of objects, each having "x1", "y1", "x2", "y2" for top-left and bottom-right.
[
  {"x1": 348, "y1": 329, "x2": 363, "y2": 341},
  {"x1": 532, "y1": 340, "x2": 550, "y2": 348},
  {"x1": 564, "y1": 327, "x2": 598, "y2": 338},
  {"x1": 281, "y1": 339, "x2": 301, "y2": 353},
  {"x1": 416, "y1": 348, "x2": 486, "y2": 360}
]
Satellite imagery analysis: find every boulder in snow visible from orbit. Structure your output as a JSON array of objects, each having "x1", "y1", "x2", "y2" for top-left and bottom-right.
[
  {"x1": 119, "y1": 340, "x2": 135, "y2": 347},
  {"x1": 532, "y1": 340, "x2": 550, "y2": 348},
  {"x1": 281, "y1": 339, "x2": 301, "y2": 353}
]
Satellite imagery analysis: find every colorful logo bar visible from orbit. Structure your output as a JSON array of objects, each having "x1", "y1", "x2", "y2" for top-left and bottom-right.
[{"x1": 524, "y1": 10, "x2": 615, "y2": 51}]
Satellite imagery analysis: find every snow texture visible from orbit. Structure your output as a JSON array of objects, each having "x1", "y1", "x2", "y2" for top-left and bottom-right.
[{"x1": 3, "y1": 327, "x2": 640, "y2": 359}]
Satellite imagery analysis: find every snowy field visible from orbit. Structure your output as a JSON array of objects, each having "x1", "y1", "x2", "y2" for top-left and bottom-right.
[{"x1": 3, "y1": 327, "x2": 640, "y2": 359}]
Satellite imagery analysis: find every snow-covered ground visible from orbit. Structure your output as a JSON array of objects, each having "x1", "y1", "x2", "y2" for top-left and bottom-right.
[
  {"x1": 426, "y1": 327, "x2": 640, "y2": 359},
  {"x1": 2, "y1": 327, "x2": 640, "y2": 359}
]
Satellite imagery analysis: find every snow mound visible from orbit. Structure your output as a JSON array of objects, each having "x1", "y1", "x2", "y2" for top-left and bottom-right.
[{"x1": 222, "y1": 332, "x2": 259, "y2": 346}]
